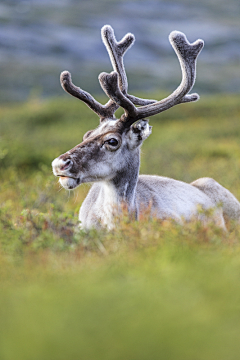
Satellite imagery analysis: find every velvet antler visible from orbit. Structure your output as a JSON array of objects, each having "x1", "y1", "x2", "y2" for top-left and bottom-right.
[
  {"x1": 60, "y1": 26, "x2": 203, "y2": 126},
  {"x1": 99, "y1": 31, "x2": 204, "y2": 126}
]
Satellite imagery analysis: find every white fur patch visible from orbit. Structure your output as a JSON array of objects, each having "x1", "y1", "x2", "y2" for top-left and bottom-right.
[
  {"x1": 92, "y1": 119, "x2": 118, "y2": 137},
  {"x1": 52, "y1": 157, "x2": 65, "y2": 176},
  {"x1": 96, "y1": 181, "x2": 118, "y2": 229}
]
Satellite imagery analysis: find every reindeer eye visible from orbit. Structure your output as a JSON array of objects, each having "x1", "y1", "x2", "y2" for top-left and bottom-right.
[{"x1": 106, "y1": 138, "x2": 118, "y2": 146}]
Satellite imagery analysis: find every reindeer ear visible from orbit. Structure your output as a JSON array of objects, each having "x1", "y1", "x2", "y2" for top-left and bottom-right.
[{"x1": 127, "y1": 119, "x2": 152, "y2": 149}]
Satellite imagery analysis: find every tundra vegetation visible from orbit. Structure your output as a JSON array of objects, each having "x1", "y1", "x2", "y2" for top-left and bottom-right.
[{"x1": 1, "y1": 94, "x2": 240, "y2": 359}]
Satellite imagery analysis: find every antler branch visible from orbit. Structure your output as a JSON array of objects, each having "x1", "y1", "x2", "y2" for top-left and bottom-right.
[
  {"x1": 101, "y1": 25, "x2": 134, "y2": 94},
  {"x1": 99, "y1": 71, "x2": 138, "y2": 117},
  {"x1": 99, "y1": 31, "x2": 204, "y2": 125},
  {"x1": 101, "y1": 25, "x2": 156, "y2": 107},
  {"x1": 60, "y1": 71, "x2": 113, "y2": 119},
  {"x1": 61, "y1": 25, "x2": 150, "y2": 121},
  {"x1": 60, "y1": 27, "x2": 203, "y2": 126}
]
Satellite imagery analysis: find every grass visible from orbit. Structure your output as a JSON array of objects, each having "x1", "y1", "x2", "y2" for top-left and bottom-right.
[{"x1": 1, "y1": 94, "x2": 240, "y2": 359}]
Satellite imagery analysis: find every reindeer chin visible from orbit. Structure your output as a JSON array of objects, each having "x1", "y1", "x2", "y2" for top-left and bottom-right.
[{"x1": 59, "y1": 176, "x2": 80, "y2": 190}]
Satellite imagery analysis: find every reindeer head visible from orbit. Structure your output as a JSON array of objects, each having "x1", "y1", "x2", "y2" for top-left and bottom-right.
[{"x1": 52, "y1": 25, "x2": 204, "y2": 190}]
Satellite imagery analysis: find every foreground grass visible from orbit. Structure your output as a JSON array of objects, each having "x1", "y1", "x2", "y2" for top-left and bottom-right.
[
  {"x1": 1, "y1": 94, "x2": 240, "y2": 359},
  {"x1": 1, "y1": 215, "x2": 240, "y2": 360}
]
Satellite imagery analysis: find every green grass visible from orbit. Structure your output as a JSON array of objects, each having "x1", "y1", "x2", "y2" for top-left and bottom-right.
[{"x1": 1, "y1": 94, "x2": 240, "y2": 359}]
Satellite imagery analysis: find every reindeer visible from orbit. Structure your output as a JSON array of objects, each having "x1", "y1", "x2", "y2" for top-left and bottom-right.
[{"x1": 52, "y1": 25, "x2": 240, "y2": 230}]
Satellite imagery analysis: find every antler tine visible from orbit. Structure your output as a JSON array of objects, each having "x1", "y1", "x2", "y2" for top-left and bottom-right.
[
  {"x1": 101, "y1": 25, "x2": 134, "y2": 94},
  {"x1": 99, "y1": 71, "x2": 137, "y2": 117},
  {"x1": 97, "y1": 24, "x2": 137, "y2": 119},
  {"x1": 99, "y1": 31, "x2": 204, "y2": 126},
  {"x1": 101, "y1": 25, "x2": 157, "y2": 107},
  {"x1": 60, "y1": 71, "x2": 116, "y2": 120}
]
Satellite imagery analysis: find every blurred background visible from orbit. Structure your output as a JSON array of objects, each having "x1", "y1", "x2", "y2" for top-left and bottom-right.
[{"x1": 1, "y1": 0, "x2": 240, "y2": 103}]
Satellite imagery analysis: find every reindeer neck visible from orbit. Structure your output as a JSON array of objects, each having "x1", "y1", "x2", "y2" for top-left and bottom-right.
[{"x1": 101, "y1": 150, "x2": 140, "y2": 210}]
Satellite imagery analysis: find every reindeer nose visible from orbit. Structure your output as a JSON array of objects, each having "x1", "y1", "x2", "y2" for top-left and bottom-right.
[
  {"x1": 60, "y1": 159, "x2": 72, "y2": 171},
  {"x1": 52, "y1": 157, "x2": 73, "y2": 175}
]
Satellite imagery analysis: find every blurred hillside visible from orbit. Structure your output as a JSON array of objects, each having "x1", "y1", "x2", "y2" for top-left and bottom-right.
[{"x1": 0, "y1": 0, "x2": 240, "y2": 102}]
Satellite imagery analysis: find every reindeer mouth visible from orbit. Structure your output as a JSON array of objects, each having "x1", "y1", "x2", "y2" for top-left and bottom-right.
[{"x1": 58, "y1": 175, "x2": 76, "y2": 179}]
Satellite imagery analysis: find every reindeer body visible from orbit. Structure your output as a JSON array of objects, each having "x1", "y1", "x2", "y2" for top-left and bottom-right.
[
  {"x1": 52, "y1": 25, "x2": 240, "y2": 230},
  {"x1": 80, "y1": 176, "x2": 226, "y2": 230}
]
